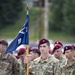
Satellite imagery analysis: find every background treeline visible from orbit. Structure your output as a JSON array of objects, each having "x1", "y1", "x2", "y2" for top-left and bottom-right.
[
  {"x1": 0, "y1": 0, "x2": 75, "y2": 36},
  {"x1": 49, "y1": 0, "x2": 75, "y2": 35},
  {"x1": 0, "y1": 0, "x2": 23, "y2": 28}
]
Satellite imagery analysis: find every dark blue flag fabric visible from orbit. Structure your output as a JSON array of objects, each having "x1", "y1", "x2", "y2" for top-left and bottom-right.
[{"x1": 4, "y1": 13, "x2": 29, "y2": 54}]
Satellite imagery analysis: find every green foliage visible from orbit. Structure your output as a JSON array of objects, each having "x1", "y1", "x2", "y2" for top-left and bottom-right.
[
  {"x1": 0, "y1": 0, "x2": 23, "y2": 28},
  {"x1": 49, "y1": 0, "x2": 65, "y2": 31},
  {"x1": 0, "y1": 7, "x2": 40, "y2": 40},
  {"x1": 0, "y1": 6, "x2": 75, "y2": 42},
  {"x1": 49, "y1": 0, "x2": 75, "y2": 35},
  {"x1": 63, "y1": 0, "x2": 75, "y2": 34}
]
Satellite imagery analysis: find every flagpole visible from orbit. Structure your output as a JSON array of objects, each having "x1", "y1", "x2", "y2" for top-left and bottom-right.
[
  {"x1": 25, "y1": 5, "x2": 29, "y2": 75},
  {"x1": 26, "y1": 45, "x2": 29, "y2": 75}
]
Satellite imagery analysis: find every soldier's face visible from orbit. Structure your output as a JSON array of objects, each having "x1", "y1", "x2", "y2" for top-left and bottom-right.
[
  {"x1": 0, "y1": 44, "x2": 7, "y2": 53},
  {"x1": 39, "y1": 43, "x2": 50, "y2": 54},
  {"x1": 65, "y1": 50, "x2": 73, "y2": 59},
  {"x1": 29, "y1": 51, "x2": 39, "y2": 60},
  {"x1": 19, "y1": 54, "x2": 25, "y2": 61},
  {"x1": 54, "y1": 49, "x2": 62, "y2": 59},
  {"x1": 29, "y1": 51, "x2": 35, "y2": 60}
]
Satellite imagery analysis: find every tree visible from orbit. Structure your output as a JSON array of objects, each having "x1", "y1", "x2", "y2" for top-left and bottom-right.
[
  {"x1": 0, "y1": 0, "x2": 23, "y2": 28},
  {"x1": 63, "y1": 0, "x2": 75, "y2": 34},
  {"x1": 49, "y1": 0, "x2": 65, "y2": 32}
]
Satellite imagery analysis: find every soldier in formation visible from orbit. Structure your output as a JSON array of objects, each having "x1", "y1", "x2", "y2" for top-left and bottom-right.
[
  {"x1": 0, "y1": 39, "x2": 21, "y2": 75},
  {"x1": 24, "y1": 38, "x2": 61, "y2": 75},
  {"x1": 29, "y1": 47, "x2": 41, "y2": 61},
  {"x1": 61, "y1": 45, "x2": 75, "y2": 75},
  {"x1": 52, "y1": 44, "x2": 67, "y2": 68},
  {"x1": 17, "y1": 47, "x2": 27, "y2": 75}
]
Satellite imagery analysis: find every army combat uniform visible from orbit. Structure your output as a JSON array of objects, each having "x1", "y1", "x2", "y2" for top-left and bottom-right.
[
  {"x1": 61, "y1": 58, "x2": 75, "y2": 75},
  {"x1": 29, "y1": 54, "x2": 61, "y2": 75},
  {"x1": 59, "y1": 55, "x2": 67, "y2": 68},
  {"x1": 0, "y1": 53, "x2": 20, "y2": 75},
  {"x1": 18, "y1": 59, "x2": 26, "y2": 75}
]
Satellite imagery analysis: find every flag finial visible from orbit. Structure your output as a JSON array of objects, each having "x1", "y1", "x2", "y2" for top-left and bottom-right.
[{"x1": 26, "y1": 5, "x2": 29, "y2": 15}]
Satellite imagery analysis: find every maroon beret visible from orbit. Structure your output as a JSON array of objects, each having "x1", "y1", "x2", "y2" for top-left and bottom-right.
[
  {"x1": 72, "y1": 45, "x2": 75, "y2": 50},
  {"x1": 0, "y1": 39, "x2": 8, "y2": 46},
  {"x1": 54, "y1": 41, "x2": 63, "y2": 47},
  {"x1": 52, "y1": 44, "x2": 62, "y2": 53},
  {"x1": 29, "y1": 47, "x2": 38, "y2": 51},
  {"x1": 38, "y1": 38, "x2": 50, "y2": 48},
  {"x1": 64, "y1": 45, "x2": 74, "y2": 54},
  {"x1": 18, "y1": 48, "x2": 26, "y2": 56}
]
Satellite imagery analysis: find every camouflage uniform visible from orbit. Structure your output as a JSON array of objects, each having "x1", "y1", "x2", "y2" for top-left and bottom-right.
[
  {"x1": 0, "y1": 53, "x2": 20, "y2": 75},
  {"x1": 52, "y1": 54, "x2": 67, "y2": 67},
  {"x1": 61, "y1": 58, "x2": 75, "y2": 75},
  {"x1": 29, "y1": 54, "x2": 61, "y2": 75},
  {"x1": 18, "y1": 59, "x2": 26, "y2": 75},
  {"x1": 58, "y1": 55, "x2": 67, "y2": 68}
]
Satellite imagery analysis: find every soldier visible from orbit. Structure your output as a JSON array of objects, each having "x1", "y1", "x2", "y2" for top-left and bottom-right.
[
  {"x1": 54, "y1": 41, "x2": 64, "y2": 53},
  {"x1": 0, "y1": 39, "x2": 8, "y2": 53},
  {"x1": 61, "y1": 45, "x2": 75, "y2": 75},
  {"x1": 0, "y1": 39, "x2": 21, "y2": 75},
  {"x1": 24, "y1": 38, "x2": 61, "y2": 75},
  {"x1": 52, "y1": 44, "x2": 67, "y2": 68},
  {"x1": 29, "y1": 47, "x2": 41, "y2": 61},
  {"x1": 17, "y1": 47, "x2": 26, "y2": 75}
]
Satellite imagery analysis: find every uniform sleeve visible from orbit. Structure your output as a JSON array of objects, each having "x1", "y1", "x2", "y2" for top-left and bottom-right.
[
  {"x1": 53, "y1": 61, "x2": 61, "y2": 75},
  {"x1": 29, "y1": 61, "x2": 35, "y2": 73},
  {"x1": 10, "y1": 54, "x2": 21, "y2": 75},
  {"x1": 29, "y1": 60, "x2": 39, "y2": 75}
]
